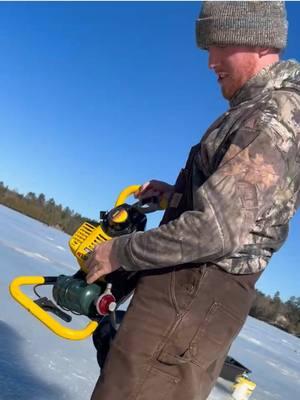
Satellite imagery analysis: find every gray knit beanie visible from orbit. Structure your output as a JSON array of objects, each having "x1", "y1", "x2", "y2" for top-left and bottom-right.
[{"x1": 196, "y1": 1, "x2": 288, "y2": 50}]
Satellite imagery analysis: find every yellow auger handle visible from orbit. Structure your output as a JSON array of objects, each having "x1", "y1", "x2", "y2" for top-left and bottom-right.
[
  {"x1": 115, "y1": 184, "x2": 141, "y2": 207},
  {"x1": 9, "y1": 276, "x2": 98, "y2": 341},
  {"x1": 115, "y1": 184, "x2": 167, "y2": 210}
]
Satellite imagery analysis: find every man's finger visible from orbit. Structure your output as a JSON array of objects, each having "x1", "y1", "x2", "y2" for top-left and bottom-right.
[
  {"x1": 86, "y1": 265, "x2": 103, "y2": 283},
  {"x1": 85, "y1": 247, "x2": 99, "y2": 269},
  {"x1": 85, "y1": 256, "x2": 92, "y2": 269},
  {"x1": 135, "y1": 181, "x2": 151, "y2": 198},
  {"x1": 86, "y1": 268, "x2": 105, "y2": 284},
  {"x1": 85, "y1": 256, "x2": 97, "y2": 271},
  {"x1": 86, "y1": 271, "x2": 99, "y2": 284}
]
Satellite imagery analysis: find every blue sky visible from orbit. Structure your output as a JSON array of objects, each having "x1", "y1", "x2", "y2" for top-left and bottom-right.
[{"x1": 0, "y1": 1, "x2": 299, "y2": 300}]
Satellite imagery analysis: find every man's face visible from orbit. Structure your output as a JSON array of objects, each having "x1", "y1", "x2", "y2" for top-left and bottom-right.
[{"x1": 208, "y1": 46, "x2": 261, "y2": 100}]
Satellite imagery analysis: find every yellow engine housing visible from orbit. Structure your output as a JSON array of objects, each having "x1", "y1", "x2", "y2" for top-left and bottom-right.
[
  {"x1": 69, "y1": 184, "x2": 141, "y2": 275},
  {"x1": 69, "y1": 222, "x2": 111, "y2": 273}
]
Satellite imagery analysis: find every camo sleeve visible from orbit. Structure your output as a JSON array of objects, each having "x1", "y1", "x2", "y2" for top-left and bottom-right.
[{"x1": 112, "y1": 117, "x2": 292, "y2": 271}]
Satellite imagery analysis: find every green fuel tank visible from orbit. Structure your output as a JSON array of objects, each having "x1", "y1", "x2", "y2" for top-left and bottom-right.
[{"x1": 53, "y1": 275, "x2": 104, "y2": 317}]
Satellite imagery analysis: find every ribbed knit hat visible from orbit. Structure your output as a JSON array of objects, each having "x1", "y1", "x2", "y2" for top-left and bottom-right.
[{"x1": 196, "y1": 1, "x2": 288, "y2": 50}]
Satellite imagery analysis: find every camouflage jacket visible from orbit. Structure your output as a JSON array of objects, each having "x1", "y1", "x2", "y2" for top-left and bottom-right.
[{"x1": 113, "y1": 60, "x2": 300, "y2": 274}]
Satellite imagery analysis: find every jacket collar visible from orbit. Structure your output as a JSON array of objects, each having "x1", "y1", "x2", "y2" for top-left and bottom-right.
[{"x1": 229, "y1": 60, "x2": 300, "y2": 108}]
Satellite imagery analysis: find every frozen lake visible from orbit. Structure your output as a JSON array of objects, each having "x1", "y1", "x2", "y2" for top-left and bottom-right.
[{"x1": 0, "y1": 205, "x2": 299, "y2": 399}]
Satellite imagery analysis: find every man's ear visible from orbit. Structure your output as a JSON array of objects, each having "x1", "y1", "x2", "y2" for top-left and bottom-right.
[
  {"x1": 258, "y1": 47, "x2": 280, "y2": 57},
  {"x1": 258, "y1": 48, "x2": 270, "y2": 57}
]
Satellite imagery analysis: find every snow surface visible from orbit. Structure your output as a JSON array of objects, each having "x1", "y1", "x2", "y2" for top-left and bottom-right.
[{"x1": 0, "y1": 205, "x2": 299, "y2": 400}]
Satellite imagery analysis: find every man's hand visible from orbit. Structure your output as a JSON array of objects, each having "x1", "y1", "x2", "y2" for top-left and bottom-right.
[
  {"x1": 135, "y1": 180, "x2": 174, "y2": 204},
  {"x1": 85, "y1": 239, "x2": 119, "y2": 284}
]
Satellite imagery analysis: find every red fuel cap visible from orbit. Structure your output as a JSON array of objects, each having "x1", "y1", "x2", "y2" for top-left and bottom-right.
[{"x1": 95, "y1": 294, "x2": 116, "y2": 315}]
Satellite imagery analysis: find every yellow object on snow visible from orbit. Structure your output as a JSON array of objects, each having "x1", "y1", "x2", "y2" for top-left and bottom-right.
[{"x1": 232, "y1": 375, "x2": 256, "y2": 400}]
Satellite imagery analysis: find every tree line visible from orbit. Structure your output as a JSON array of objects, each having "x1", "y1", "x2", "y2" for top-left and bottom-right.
[
  {"x1": 0, "y1": 181, "x2": 299, "y2": 337},
  {"x1": 250, "y1": 290, "x2": 300, "y2": 337},
  {"x1": 0, "y1": 181, "x2": 96, "y2": 235}
]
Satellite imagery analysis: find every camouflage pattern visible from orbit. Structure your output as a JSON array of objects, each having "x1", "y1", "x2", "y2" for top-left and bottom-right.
[{"x1": 113, "y1": 60, "x2": 300, "y2": 274}]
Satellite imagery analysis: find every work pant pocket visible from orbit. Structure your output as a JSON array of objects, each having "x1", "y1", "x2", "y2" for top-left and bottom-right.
[
  {"x1": 136, "y1": 366, "x2": 180, "y2": 400},
  {"x1": 156, "y1": 266, "x2": 253, "y2": 373},
  {"x1": 170, "y1": 265, "x2": 205, "y2": 314},
  {"x1": 186, "y1": 301, "x2": 244, "y2": 369},
  {"x1": 157, "y1": 301, "x2": 244, "y2": 371}
]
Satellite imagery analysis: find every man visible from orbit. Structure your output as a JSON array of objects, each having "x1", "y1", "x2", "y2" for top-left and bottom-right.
[{"x1": 87, "y1": 2, "x2": 300, "y2": 399}]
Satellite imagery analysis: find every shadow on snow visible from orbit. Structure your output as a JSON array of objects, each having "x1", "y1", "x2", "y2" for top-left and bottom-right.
[{"x1": 0, "y1": 320, "x2": 66, "y2": 400}]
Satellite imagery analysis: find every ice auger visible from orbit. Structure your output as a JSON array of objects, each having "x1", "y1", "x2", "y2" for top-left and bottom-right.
[{"x1": 9, "y1": 185, "x2": 166, "y2": 341}]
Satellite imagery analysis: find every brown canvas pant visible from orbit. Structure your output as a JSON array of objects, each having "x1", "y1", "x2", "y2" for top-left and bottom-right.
[{"x1": 91, "y1": 264, "x2": 259, "y2": 400}]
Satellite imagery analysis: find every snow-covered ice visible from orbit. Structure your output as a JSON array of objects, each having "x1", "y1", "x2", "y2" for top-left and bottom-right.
[{"x1": 0, "y1": 205, "x2": 299, "y2": 399}]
